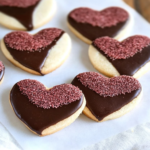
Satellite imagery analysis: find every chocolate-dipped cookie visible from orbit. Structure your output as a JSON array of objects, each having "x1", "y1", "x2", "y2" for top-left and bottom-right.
[
  {"x1": 67, "y1": 7, "x2": 132, "y2": 44},
  {"x1": 1, "y1": 28, "x2": 71, "y2": 75},
  {"x1": 72, "y1": 72, "x2": 142, "y2": 122},
  {"x1": 0, "y1": 0, "x2": 56, "y2": 31},
  {"x1": 89, "y1": 35, "x2": 150, "y2": 78},
  {"x1": 0, "y1": 61, "x2": 5, "y2": 83},
  {"x1": 10, "y1": 79, "x2": 86, "y2": 136}
]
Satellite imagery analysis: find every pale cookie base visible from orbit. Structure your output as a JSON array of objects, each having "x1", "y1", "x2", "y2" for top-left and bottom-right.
[
  {"x1": 1, "y1": 33, "x2": 71, "y2": 75},
  {"x1": 67, "y1": 15, "x2": 133, "y2": 44},
  {"x1": 89, "y1": 45, "x2": 119, "y2": 77},
  {"x1": 41, "y1": 33, "x2": 71, "y2": 75},
  {"x1": 89, "y1": 45, "x2": 150, "y2": 78},
  {"x1": 0, "y1": 0, "x2": 56, "y2": 30},
  {"x1": 10, "y1": 86, "x2": 86, "y2": 136},
  {"x1": 83, "y1": 91, "x2": 142, "y2": 122}
]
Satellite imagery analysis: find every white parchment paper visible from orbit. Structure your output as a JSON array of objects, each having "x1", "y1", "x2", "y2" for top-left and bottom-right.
[
  {"x1": 0, "y1": 122, "x2": 22, "y2": 150},
  {"x1": 0, "y1": 0, "x2": 150, "y2": 150}
]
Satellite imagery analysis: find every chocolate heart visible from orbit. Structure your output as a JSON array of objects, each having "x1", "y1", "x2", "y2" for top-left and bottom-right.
[
  {"x1": 10, "y1": 79, "x2": 84, "y2": 135},
  {"x1": 92, "y1": 35, "x2": 150, "y2": 76},
  {"x1": 68, "y1": 7, "x2": 129, "y2": 41},
  {"x1": 3, "y1": 28, "x2": 64, "y2": 75},
  {"x1": 72, "y1": 72, "x2": 141, "y2": 121},
  {"x1": 0, "y1": 61, "x2": 4, "y2": 81},
  {"x1": 0, "y1": 0, "x2": 40, "y2": 30}
]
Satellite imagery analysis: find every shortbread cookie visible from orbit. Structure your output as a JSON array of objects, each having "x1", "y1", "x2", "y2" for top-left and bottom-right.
[
  {"x1": 0, "y1": 61, "x2": 5, "y2": 84},
  {"x1": 72, "y1": 72, "x2": 142, "y2": 122},
  {"x1": 68, "y1": 7, "x2": 132, "y2": 44},
  {"x1": 89, "y1": 35, "x2": 150, "y2": 78},
  {"x1": 1, "y1": 28, "x2": 71, "y2": 75},
  {"x1": 10, "y1": 79, "x2": 86, "y2": 136},
  {"x1": 0, "y1": 0, "x2": 56, "y2": 31}
]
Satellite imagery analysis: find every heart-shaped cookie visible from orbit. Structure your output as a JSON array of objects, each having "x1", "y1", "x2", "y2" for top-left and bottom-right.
[
  {"x1": 0, "y1": 0, "x2": 56, "y2": 30},
  {"x1": 1, "y1": 28, "x2": 71, "y2": 75},
  {"x1": 10, "y1": 79, "x2": 86, "y2": 136},
  {"x1": 0, "y1": 61, "x2": 5, "y2": 83},
  {"x1": 67, "y1": 7, "x2": 131, "y2": 44},
  {"x1": 71, "y1": 72, "x2": 142, "y2": 122},
  {"x1": 89, "y1": 35, "x2": 150, "y2": 78}
]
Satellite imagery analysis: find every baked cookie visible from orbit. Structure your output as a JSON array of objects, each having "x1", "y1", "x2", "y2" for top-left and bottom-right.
[
  {"x1": 89, "y1": 35, "x2": 150, "y2": 78},
  {"x1": 67, "y1": 7, "x2": 132, "y2": 44},
  {"x1": 0, "y1": 61, "x2": 5, "y2": 84},
  {"x1": 0, "y1": 0, "x2": 56, "y2": 31},
  {"x1": 72, "y1": 72, "x2": 142, "y2": 122},
  {"x1": 1, "y1": 28, "x2": 71, "y2": 75},
  {"x1": 10, "y1": 79, "x2": 86, "y2": 136}
]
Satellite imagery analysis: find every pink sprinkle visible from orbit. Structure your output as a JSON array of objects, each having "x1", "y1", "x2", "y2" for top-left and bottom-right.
[
  {"x1": 69, "y1": 7, "x2": 129, "y2": 28},
  {"x1": 0, "y1": 0, "x2": 40, "y2": 7},
  {"x1": 77, "y1": 72, "x2": 141, "y2": 97},
  {"x1": 93, "y1": 35, "x2": 150, "y2": 60},
  {"x1": 0, "y1": 61, "x2": 4, "y2": 72},
  {"x1": 17, "y1": 80, "x2": 83, "y2": 109},
  {"x1": 4, "y1": 28, "x2": 63, "y2": 52}
]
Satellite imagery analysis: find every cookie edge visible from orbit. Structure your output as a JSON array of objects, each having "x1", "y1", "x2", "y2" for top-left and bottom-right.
[
  {"x1": 67, "y1": 13, "x2": 133, "y2": 44},
  {"x1": 83, "y1": 90, "x2": 142, "y2": 122},
  {"x1": 0, "y1": 32, "x2": 71, "y2": 75},
  {"x1": 89, "y1": 44, "x2": 150, "y2": 78},
  {"x1": 0, "y1": 0, "x2": 56, "y2": 31}
]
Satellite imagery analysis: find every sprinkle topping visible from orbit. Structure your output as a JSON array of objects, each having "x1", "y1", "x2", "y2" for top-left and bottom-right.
[
  {"x1": 4, "y1": 28, "x2": 63, "y2": 52},
  {"x1": 0, "y1": 61, "x2": 4, "y2": 72},
  {"x1": 0, "y1": 0, "x2": 40, "y2": 7},
  {"x1": 69, "y1": 7, "x2": 128, "y2": 28},
  {"x1": 17, "y1": 80, "x2": 82, "y2": 109},
  {"x1": 77, "y1": 72, "x2": 141, "y2": 97},
  {"x1": 93, "y1": 35, "x2": 150, "y2": 60}
]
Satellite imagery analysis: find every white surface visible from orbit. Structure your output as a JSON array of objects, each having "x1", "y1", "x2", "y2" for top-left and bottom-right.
[
  {"x1": 83, "y1": 123, "x2": 150, "y2": 150},
  {"x1": 0, "y1": 0, "x2": 150, "y2": 150},
  {"x1": 0, "y1": 122, "x2": 22, "y2": 150}
]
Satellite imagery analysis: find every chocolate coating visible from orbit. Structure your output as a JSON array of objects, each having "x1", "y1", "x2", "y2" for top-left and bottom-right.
[
  {"x1": 93, "y1": 44, "x2": 150, "y2": 76},
  {"x1": 68, "y1": 16, "x2": 128, "y2": 41},
  {"x1": 0, "y1": 1, "x2": 40, "y2": 30},
  {"x1": 72, "y1": 77, "x2": 141, "y2": 121},
  {"x1": 5, "y1": 32, "x2": 64, "y2": 75},
  {"x1": 10, "y1": 84, "x2": 83, "y2": 135}
]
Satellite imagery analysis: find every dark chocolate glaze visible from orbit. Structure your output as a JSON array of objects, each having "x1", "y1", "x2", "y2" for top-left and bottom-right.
[
  {"x1": 68, "y1": 16, "x2": 128, "y2": 41},
  {"x1": 71, "y1": 77, "x2": 141, "y2": 121},
  {"x1": 10, "y1": 84, "x2": 83, "y2": 135},
  {"x1": 0, "y1": 68, "x2": 5, "y2": 81},
  {"x1": 5, "y1": 31, "x2": 64, "y2": 75},
  {"x1": 93, "y1": 44, "x2": 150, "y2": 76},
  {"x1": 0, "y1": 1, "x2": 40, "y2": 30}
]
